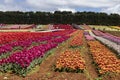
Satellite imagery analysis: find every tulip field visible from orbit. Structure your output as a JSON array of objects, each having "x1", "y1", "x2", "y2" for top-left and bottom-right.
[{"x1": 0, "y1": 24, "x2": 120, "y2": 80}]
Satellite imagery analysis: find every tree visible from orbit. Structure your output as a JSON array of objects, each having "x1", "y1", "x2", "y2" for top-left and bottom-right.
[{"x1": 0, "y1": 11, "x2": 119, "y2": 26}]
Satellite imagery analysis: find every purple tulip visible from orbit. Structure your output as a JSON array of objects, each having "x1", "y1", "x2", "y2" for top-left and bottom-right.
[{"x1": 93, "y1": 30, "x2": 120, "y2": 44}]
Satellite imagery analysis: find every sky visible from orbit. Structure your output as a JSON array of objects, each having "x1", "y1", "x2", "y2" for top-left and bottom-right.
[{"x1": 0, "y1": 0, "x2": 120, "y2": 14}]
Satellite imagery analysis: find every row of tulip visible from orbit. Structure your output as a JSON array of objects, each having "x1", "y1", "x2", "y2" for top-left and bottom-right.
[
  {"x1": 0, "y1": 30, "x2": 74, "y2": 56},
  {"x1": 84, "y1": 35, "x2": 95, "y2": 41},
  {"x1": 93, "y1": 30, "x2": 120, "y2": 44},
  {"x1": 0, "y1": 38, "x2": 70, "y2": 76},
  {"x1": 48, "y1": 36, "x2": 70, "y2": 43},
  {"x1": 105, "y1": 31, "x2": 120, "y2": 37},
  {"x1": 0, "y1": 24, "x2": 36, "y2": 29},
  {"x1": 0, "y1": 43, "x2": 57, "y2": 76},
  {"x1": 0, "y1": 36, "x2": 52, "y2": 57},
  {"x1": 0, "y1": 43, "x2": 57, "y2": 68},
  {"x1": 84, "y1": 31, "x2": 89, "y2": 35},
  {"x1": 70, "y1": 30, "x2": 83, "y2": 47},
  {"x1": 55, "y1": 49, "x2": 85, "y2": 72},
  {"x1": 110, "y1": 26, "x2": 120, "y2": 30},
  {"x1": 87, "y1": 41, "x2": 120, "y2": 74},
  {"x1": 82, "y1": 25, "x2": 91, "y2": 30},
  {"x1": 84, "y1": 31, "x2": 95, "y2": 41},
  {"x1": 90, "y1": 25, "x2": 118, "y2": 31},
  {"x1": 53, "y1": 24, "x2": 73, "y2": 29},
  {"x1": 89, "y1": 30, "x2": 120, "y2": 55},
  {"x1": 0, "y1": 32, "x2": 43, "y2": 45},
  {"x1": 0, "y1": 24, "x2": 74, "y2": 30},
  {"x1": 0, "y1": 30, "x2": 74, "y2": 76},
  {"x1": 92, "y1": 30, "x2": 103, "y2": 36},
  {"x1": 0, "y1": 30, "x2": 73, "y2": 45},
  {"x1": 69, "y1": 30, "x2": 78, "y2": 36}
]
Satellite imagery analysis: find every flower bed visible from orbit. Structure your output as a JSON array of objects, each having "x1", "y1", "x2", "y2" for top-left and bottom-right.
[
  {"x1": 0, "y1": 30, "x2": 74, "y2": 57},
  {"x1": 84, "y1": 31, "x2": 95, "y2": 41},
  {"x1": 93, "y1": 30, "x2": 120, "y2": 44},
  {"x1": 84, "y1": 35, "x2": 95, "y2": 41},
  {"x1": 53, "y1": 24, "x2": 73, "y2": 29},
  {"x1": 104, "y1": 31, "x2": 120, "y2": 37},
  {"x1": 87, "y1": 41, "x2": 120, "y2": 75},
  {"x1": 0, "y1": 30, "x2": 74, "y2": 76},
  {"x1": 55, "y1": 49, "x2": 85, "y2": 73},
  {"x1": 110, "y1": 26, "x2": 120, "y2": 30},
  {"x1": 70, "y1": 31, "x2": 83, "y2": 47},
  {"x1": 82, "y1": 25, "x2": 91, "y2": 30},
  {"x1": 89, "y1": 30, "x2": 120, "y2": 56},
  {"x1": 0, "y1": 30, "x2": 74, "y2": 45},
  {"x1": 84, "y1": 31, "x2": 89, "y2": 35},
  {"x1": 0, "y1": 36, "x2": 52, "y2": 59},
  {"x1": 92, "y1": 30, "x2": 104, "y2": 36}
]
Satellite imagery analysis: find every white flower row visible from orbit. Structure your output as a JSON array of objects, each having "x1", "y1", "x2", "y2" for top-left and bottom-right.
[{"x1": 89, "y1": 30, "x2": 120, "y2": 55}]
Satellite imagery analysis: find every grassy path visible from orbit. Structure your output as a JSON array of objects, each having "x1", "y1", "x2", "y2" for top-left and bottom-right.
[{"x1": 80, "y1": 37, "x2": 98, "y2": 80}]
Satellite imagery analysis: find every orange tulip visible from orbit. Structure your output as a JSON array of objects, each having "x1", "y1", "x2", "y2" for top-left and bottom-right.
[
  {"x1": 55, "y1": 49, "x2": 85, "y2": 71},
  {"x1": 88, "y1": 41, "x2": 120, "y2": 74}
]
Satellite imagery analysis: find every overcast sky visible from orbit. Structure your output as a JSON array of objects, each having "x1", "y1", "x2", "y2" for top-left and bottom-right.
[{"x1": 0, "y1": 0, "x2": 120, "y2": 14}]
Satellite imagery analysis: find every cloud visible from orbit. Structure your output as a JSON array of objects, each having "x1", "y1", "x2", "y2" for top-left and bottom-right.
[
  {"x1": 4, "y1": 0, "x2": 14, "y2": 4},
  {"x1": 0, "y1": 4, "x2": 23, "y2": 11},
  {"x1": 0, "y1": 0, "x2": 119, "y2": 14},
  {"x1": 67, "y1": 0, "x2": 115, "y2": 8},
  {"x1": 26, "y1": 0, "x2": 117, "y2": 8},
  {"x1": 102, "y1": 4, "x2": 120, "y2": 14},
  {"x1": 58, "y1": 8, "x2": 76, "y2": 12},
  {"x1": 25, "y1": 0, "x2": 67, "y2": 11},
  {"x1": 0, "y1": 0, "x2": 29, "y2": 11},
  {"x1": 26, "y1": 0, "x2": 120, "y2": 14}
]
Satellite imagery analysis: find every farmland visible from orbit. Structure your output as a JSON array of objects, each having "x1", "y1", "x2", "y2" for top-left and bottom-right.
[{"x1": 0, "y1": 24, "x2": 120, "y2": 80}]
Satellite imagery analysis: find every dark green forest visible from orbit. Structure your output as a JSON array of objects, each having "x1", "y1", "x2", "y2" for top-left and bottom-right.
[{"x1": 0, "y1": 11, "x2": 120, "y2": 26}]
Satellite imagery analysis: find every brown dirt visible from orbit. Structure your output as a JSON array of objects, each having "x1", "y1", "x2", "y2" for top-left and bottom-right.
[
  {"x1": 102, "y1": 73, "x2": 120, "y2": 80},
  {"x1": 81, "y1": 37, "x2": 98, "y2": 80}
]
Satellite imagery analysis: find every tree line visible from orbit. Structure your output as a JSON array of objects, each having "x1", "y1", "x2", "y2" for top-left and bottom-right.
[{"x1": 0, "y1": 11, "x2": 120, "y2": 26}]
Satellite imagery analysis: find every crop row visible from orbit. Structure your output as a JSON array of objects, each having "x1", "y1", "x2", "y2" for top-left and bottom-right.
[
  {"x1": 53, "y1": 24, "x2": 73, "y2": 29},
  {"x1": 84, "y1": 31, "x2": 95, "y2": 41},
  {"x1": 0, "y1": 30, "x2": 74, "y2": 45},
  {"x1": 104, "y1": 31, "x2": 120, "y2": 37},
  {"x1": 0, "y1": 30, "x2": 74, "y2": 57},
  {"x1": 0, "y1": 36, "x2": 51, "y2": 56},
  {"x1": 82, "y1": 25, "x2": 91, "y2": 30},
  {"x1": 90, "y1": 30, "x2": 120, "y2": 54},
  {"x1": 70, "y1": 30, "x2": 83, "y2": 47},
  {"x1": 55, "y1": 49, "x2": 85, "y2": 73},
  {"x1": 0, "y1": 30, "x2": 74, "y2": 76},
  {"x1": 110, "y1": 26, "x2": 120, "y2": 30},
  {"x1": 89, "y1": 25, "x2": 118, "y2": 31},
  {"x1": 93, "y1": 30, "x2": 120, "y2": 44},
  {"x1": 88, "y1": 41, "x2": 120, "y2": 74}
]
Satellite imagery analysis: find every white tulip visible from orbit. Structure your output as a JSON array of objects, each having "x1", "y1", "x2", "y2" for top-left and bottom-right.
[{"x1": 89, "y1": 30, "x2": 120, "y2": 54}]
